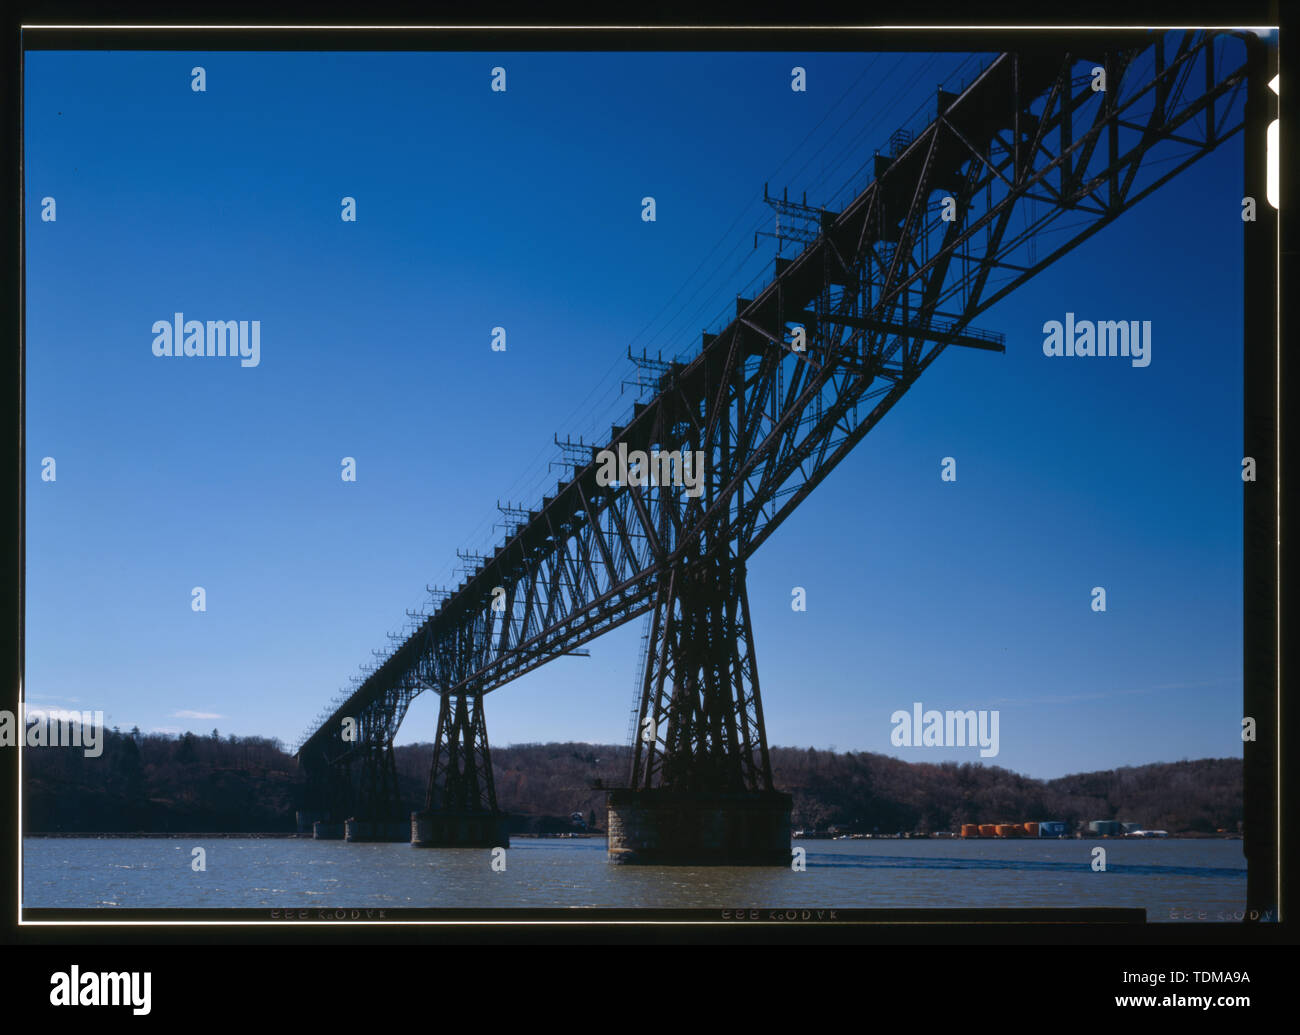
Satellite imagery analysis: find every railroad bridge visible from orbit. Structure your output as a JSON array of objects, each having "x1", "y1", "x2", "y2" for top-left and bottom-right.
[{"x1": 294, "y1": 32, "x2": 1256, "y2": 864}]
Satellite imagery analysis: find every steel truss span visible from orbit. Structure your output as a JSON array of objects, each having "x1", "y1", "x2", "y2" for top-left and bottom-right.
[{"x1": 295, "y1": 33, "x2": 1250, "y2": 832}]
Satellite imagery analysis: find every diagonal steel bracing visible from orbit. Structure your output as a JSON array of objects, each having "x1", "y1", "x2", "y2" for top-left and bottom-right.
[
  {"x1": 426, "y1": 690, "x2": 498, "y2": 814},
  {"x1": 296, "y1": 31, "x2": 1253, "y2": 812},
  {"x1": 629, "y1": 557, "x2": 773, "y2": 793}
]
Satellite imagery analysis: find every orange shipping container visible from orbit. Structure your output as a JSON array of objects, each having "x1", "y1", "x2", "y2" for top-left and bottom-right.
[
  {"x1": 995, "y1": 824, "x2": 1017, "y2": 837},
  {"x1": 979, "y1": 824, "x2": 998, "y2": 837},
  {"x1": 961, "y1": 824, "x2": 981, "y2": 838},
  {"x1": 1024, "y1": 822, "x2": 1039, "y2": 837}
]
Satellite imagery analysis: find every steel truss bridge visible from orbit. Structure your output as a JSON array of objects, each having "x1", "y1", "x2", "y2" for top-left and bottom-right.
[{"x1": 295, "y1": 31, "x2": 1254, "y2": 836}]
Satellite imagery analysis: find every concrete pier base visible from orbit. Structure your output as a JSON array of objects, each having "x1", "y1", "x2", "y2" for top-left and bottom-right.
[
  {"x1": 410, "y1": 811, "x2": 511, "y2": 848},
  {"x1": 312, "y1": 821, "x2": 345, "y2": 840},
  {"x1": 344, "y1": 819, "x2": 409, "y2": 842},
  {"x1": 297, "y1": 810, "x2": 326, "y2": 834},
  {"x1": 606, "y1": 789, "x2": 793, "y2": 865}
]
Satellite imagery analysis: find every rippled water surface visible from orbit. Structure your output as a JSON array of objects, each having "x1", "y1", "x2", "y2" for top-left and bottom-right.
[{"x1": 22, "y1": 837, "x2": 1247, "y2": 920}]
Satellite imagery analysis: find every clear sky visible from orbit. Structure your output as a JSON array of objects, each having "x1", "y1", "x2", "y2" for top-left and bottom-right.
[{"x1": 24, "y1": 45, "x2": 1247, "y2": 780}]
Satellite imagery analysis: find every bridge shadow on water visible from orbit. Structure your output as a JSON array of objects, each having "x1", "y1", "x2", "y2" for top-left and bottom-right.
[{"x1": 802, "y1": 852, "x2": 1246, "y2": 880}]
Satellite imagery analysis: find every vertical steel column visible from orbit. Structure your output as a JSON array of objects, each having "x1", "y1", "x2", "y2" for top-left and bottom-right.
[
  {"x1": 629, "y1": 555, "x2": 773, "y2": 794},
  {"x1": 425, "y1": 689, "x2": 499, "y2": 815}
]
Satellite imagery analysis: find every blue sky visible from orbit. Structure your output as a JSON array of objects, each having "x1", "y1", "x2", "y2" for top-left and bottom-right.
[{"x1": 24, "y1": 47, "x2": 1247, "y2": 779}]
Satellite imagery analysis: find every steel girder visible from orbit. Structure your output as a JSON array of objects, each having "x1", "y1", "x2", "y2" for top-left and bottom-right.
[
  {"x1": 297, "y1": 31, "x2": 1250, "y2": 789},
  {"x1": 628, "y1": 557, "x2": 773, "y2": 793},
  {"x1": 425, "y1": 690, "x2": 499, "y2": 814}
]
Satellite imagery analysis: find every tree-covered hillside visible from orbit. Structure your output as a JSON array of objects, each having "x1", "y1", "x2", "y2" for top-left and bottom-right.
[{"x1": 21, "y1": 729, "x2": 1243, "y2": 835}]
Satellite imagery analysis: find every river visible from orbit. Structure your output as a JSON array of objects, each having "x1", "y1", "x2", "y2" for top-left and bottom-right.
[{"x1": 21, "y1": 836, "x2": 1248, "y2": 920}]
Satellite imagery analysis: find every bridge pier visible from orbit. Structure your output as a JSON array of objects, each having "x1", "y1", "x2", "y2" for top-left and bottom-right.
[
  {"x1": 296, "y1": 809, "x2": 325, "y2": 834},
  {"x1": 300, "y1": 750, "x2": 351, "y2": 839},
  {"x1": 607, "y1": 789, "x2": 792, "y2": 865},
  {"x1": 410, "y1": 811, "x2": 511, "y2": 848},
  {"x1": 613, "y1": 556, "x2": 791, "y2": 865},
  {"x1": 410, "y1": 689, "x2": 510, "y2": 848},
  {"x1": 345, "y1": 819, "x2": 409, "y2": 842},
  {"x1": 344, "y1": 738, "x2": 409, "y2": 841}
]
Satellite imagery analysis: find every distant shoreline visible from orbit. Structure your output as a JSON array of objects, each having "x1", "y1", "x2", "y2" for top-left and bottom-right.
[{"x1": 24, "y1": 737, "x2": 1244, "y2": 839}]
